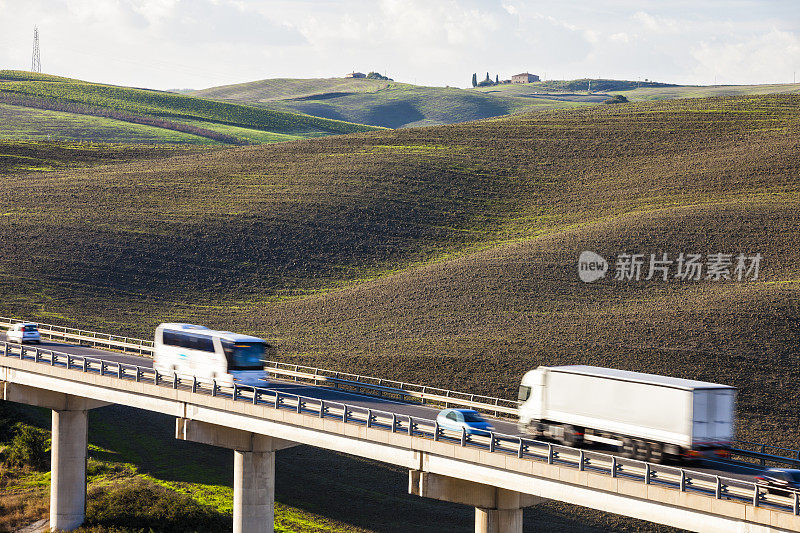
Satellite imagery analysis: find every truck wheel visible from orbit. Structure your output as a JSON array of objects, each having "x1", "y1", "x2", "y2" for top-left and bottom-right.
[
  {"x1": 648, "y1": 442, "x2": 665, "y2": 464},
  {"x1": 520, "y1": 421, "x2": 542, "y2": 438},
  {"x1": 634, "y1": 440, "x2": 649, "y2": 461},
  {"x1": 621, "y1": 438, "x2": 635, "y2": 458},
  {"x1": 561, "y1": 425, "x2": 581, "y2": 447}
]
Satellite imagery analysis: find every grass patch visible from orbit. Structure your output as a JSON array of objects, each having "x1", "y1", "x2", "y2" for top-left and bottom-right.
[
  {"x1": 0, "y1": 103, "x2": 218, "y2": 144},
  {"x1": 80, "y1": 477, "x2": 229, "y2": 532}
]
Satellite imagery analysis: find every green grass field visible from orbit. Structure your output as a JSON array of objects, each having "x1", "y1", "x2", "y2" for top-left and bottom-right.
[
  {"x1": 192, "y1": 77, "x2": 398, "y2": 101},
  {"x1": 614, "y1": 82, "x2": 800, "y2": 101},
  {"x1": 478, "y1": 78, "x2": 800, "y2": 104},
  {"x1": 0, "y1": 70, "x2": 380, "y2": 145},
  {"x1": 0, "y1": 102, "x2": 218, "y2": 144},
  {"x1": 1, "y1": 93, "x2": 798, "y2": 531},
  {"x1": 191, "y1": 78, "x2": 591, "y2": 128},
  {"x1": 192, "y1": 76, "x2": 800, "y2": 129}
]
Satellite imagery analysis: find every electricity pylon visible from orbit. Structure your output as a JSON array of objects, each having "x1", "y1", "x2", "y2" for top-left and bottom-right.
[{"x1": 32, "y1": 26, "x2": 41, "y2": 73}]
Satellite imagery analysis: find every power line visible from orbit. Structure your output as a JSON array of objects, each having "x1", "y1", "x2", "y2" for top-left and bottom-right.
[{"x1": 31, "y1": 26, "x2": 41, "y2": 73}]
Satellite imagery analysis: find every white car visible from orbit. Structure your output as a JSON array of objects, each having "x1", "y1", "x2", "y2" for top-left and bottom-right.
[
  {"x1": 436, "y1": 408, "x2": 494, "y2": 436},
  {"x1": 7, "y1": 323, "x2": 41, "y2": 344}
]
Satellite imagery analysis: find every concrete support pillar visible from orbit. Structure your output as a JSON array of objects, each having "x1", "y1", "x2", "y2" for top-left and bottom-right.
[
  {"x1": 50, "y1": 408, "x2": 88, "y2": 532},
  {"x1": 175, "y1": 419, "x2": 297, "y2": 533},
  {"x1": 475, "y1": 506, "x2": 522, "y2": 533},
  {"x1": 475, "y1": 488, "x2": 526, "y2": 533},
  {"x1": 1, "y1": 386, "x2": 108, "y2": 532},
  {"x1": 409, "y1": 471, "x2": 540, "y2": 533},
  {"x1": 233, "y1": 448, "x2": 275, "y2": 533}
]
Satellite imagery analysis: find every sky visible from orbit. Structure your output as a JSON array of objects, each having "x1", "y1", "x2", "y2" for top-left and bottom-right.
[{"x1": 0, "y1": 0, "x2": 798, "y2": 90}]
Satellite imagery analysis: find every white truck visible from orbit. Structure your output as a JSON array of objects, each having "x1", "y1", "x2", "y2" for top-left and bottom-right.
[{"x1": 517, "y1": 365, "x2": 736, "y2": 462}]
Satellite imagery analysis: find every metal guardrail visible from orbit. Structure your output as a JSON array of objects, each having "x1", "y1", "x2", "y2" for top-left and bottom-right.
[
  {"x1": 0, "y1": 317, "x2": 154, "y2": 355},
  {"x1": 2, "y1": 341, "x2": 800, "y2": 519},
  {"x1": 731, "y1": 441, "x2": 800, "y2": 467},
  {"x1": 2, "y1": 316, "x2": 799, "y2": 471},
  {"x1": 264, "y1": 361, "x2": 519, "y2": 417},
  {"x1": 0, "y1": 317, "x2": 518, "y2": 415}
]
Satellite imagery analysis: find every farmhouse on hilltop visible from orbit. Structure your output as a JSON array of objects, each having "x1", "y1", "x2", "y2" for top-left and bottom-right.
[
  {"x1": 512, "y1": 72, "x2": 540, "y2": 83},
  {"x1": 345, "y1": 71, "x2": 366, "y2": 78}
]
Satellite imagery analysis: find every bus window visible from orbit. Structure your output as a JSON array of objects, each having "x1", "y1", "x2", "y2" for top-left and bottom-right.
[
  {"x1": 223, "y1": 341, "x2": 266, "y2": 371},
  {"x1": 162, "y1": 330, "x2": 214, "y2": 352},
  {"x1": 163, "y1": 330, "x2": 181, "y2": 347}
]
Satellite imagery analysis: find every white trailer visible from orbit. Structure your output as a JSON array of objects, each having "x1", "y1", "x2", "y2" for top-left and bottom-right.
[{"x1": 517, "y1": 365, "x2": 736, "y2": 462}]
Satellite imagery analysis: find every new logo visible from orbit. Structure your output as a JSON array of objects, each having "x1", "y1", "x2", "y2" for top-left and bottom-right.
[{"x1": 578, "y1": 251, "x2": 608, "y2": 283}]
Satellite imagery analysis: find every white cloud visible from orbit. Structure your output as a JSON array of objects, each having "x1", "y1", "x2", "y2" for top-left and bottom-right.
[
  {"x1": 583, "y1": 29, "x2": 601, "y2": 44},
  {"x1": 609, "y1": 32, "x2": 631, "y2": 43},
  {"x1": 692, "y1": 29, "x2": 800, "y2": 84},
  {"x1": 632, "y1": 11, "x2": 681, "y2": 33},
  {"x1": 0, "y1": 0, "x2": 796, "y2": 89}
]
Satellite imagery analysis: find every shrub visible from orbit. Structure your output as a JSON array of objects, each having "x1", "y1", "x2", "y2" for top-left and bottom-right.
[
  {"x1": 84, "y1": 478, "x2": 230, "y2": 532},
  {"x1": 603, "y1": 94, "x2": 629, "y2": 104},
  {"x1": 366, "y1": 72, "x2": 392, "y2": 81},
  {"x1": 5, "y1": 423, "x2": 48, "y2": 471}
]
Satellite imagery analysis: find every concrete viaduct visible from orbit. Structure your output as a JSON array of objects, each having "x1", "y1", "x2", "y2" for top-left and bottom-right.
[{"x1": 2, "y1": 337, "x2": 800, "y2": 533}]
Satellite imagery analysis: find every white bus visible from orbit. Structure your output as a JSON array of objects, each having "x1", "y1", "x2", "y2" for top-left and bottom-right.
[{"x1": 153, "y1": 323, "x2": 272, "y2": 387}]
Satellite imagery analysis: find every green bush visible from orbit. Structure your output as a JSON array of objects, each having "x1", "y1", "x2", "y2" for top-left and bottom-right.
[
  {"x1": 5, "y1": 423, "x2": 48, "y2": 471},
  {"x1": 84, "y1": 478, "x2": 230, "y2": 532},
  {"x1": 603, "y1": 94, "x2": 629, "y2": 104},
  {"x1": 366, "y1": 72, "x2": 392, "y2": 81}
]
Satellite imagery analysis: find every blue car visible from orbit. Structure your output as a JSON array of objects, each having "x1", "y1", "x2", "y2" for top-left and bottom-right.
[{"x1": 436, "y1": 408, "x2": 494, "y2": 436}]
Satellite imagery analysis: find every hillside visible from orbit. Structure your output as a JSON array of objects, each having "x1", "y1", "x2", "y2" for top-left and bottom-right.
[
  {"x1": 477, "y1": 78, "x2": 675, "y2": 95},
  {"x1": 614, "y1": 82, "x2": 800, "y2": 101},
  {"x1": 0, "y1": 70, "x2": 379, "y2": 145},
  {"x1": 0, "y1": 95, "x2": 796, "y2": 407},
  {"x1": 191, "y1": 78, "x2": 589, "y2": 128},
  {"x1": 1, "y1": 93, "x2": 798, "y2": 531},
  {"x1": 193, "y1": 76, "x2": 800, "y2": 129},
  {"x1": 480, "y1": 78, "x2": 800, "y2": 103},
  {"x1": 0, "y1": 139, "x2": 205, "y2": 175}
]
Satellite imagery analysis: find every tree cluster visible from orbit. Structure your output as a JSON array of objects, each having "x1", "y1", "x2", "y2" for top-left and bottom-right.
[
  {"x1": 603, "y1": 94, "x2": 629, "y2": 104},
  {"x1": 471, "y1": 72, "x2": 501, "y2": 88},
  {"x1": 367, "y1": 72, "x2": 393, "y2": 81}
]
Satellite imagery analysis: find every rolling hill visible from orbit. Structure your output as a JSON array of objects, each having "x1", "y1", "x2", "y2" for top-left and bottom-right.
[
  {"x1": 479, "y1": 78, "x2": 800, "y2": 103},
  {"x1": 614, "y1": 82, "x2": 800, "y2": 101},
  {"x1": 0, "y1": 70, "x2": 379, "y2": 145},
  {"x1": 0, "y1": 94, "x2": 797, "y2": 426},
  {"x1": 191, "y1": 78, "x2": 593, "y2": 128},
  {"x1": 1, "y1": 93, "x2": 798, "y2": 532},
  {"x1": 193, "y1": 76, "x2": 800, "y2": 129}
]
